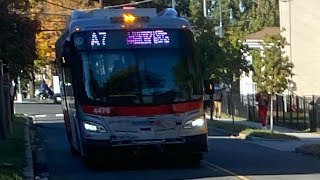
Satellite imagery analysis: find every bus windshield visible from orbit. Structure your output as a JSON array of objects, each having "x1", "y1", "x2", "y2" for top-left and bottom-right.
[{"x1": 76, "y1": 48, "x2": 202, "y2": 106}]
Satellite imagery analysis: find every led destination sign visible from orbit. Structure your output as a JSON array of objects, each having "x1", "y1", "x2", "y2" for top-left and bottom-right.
[
  {"x1": 127, "y1": 30, "x2": 170, "y2": 45},
  {"x1": 90, "y1": 30, "x2": 171, "y2": 47},
  {"x1": 73, "y1": 29, "x2": 184, "y2": 49}
]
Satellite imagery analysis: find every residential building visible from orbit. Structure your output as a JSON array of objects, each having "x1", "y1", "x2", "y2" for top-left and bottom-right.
[
  {"x1": 241, "y1": 27, "x2": 280, "y2": 96},
  {"x1": 279, "y1": 0, "x2": 320, "y2": 96}
]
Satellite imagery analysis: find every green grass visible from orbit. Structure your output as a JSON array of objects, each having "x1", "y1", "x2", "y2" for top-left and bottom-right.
[
  {"x1": 208, "y1": 120, "x2": 300, "y2": 140},
  {"x1": 243, "y1": 129, "x2": 300, "y2": 140},
  {"x1": 296, "y1": 144, "x2": 320, "y2": 158},
  {"x1": 0, "y1": 115, "x2": 26, "y2": 180},
  {"x1": 208, "y1": 120, "x2": 252, "y2": 133}
]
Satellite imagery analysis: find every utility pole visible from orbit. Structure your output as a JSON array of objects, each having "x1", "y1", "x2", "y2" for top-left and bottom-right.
[
  {"x1": 0, "y1": 60, "x2": 5, "y2": 139},
  {"x1": 219, "y1": 0, "x2": 223, "y2": 38},
  {"x1": 99, "y1": 0, "x2": 103, "y2": 8},
  {"x1": 203, "y1": 0, "x2": 207, "y2": 17},
  {"x1": 172, "y1": 0, "x2": 175, "y2": 9}
]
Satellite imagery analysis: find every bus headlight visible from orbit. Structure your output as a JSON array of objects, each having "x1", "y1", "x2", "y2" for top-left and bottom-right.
[
  {"x1": 83, "y1": 121, "x2": 107, "y2": 133},
  {"x1": 184, "y1": 117, "x2": 205, "y2": 129}
]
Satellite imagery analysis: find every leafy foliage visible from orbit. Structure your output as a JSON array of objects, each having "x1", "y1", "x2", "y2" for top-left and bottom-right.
[
  {"x1": 246, "y1": 0, "x2": 279, "y2": 34},
  {"x1": 0, "y1": 0, "x2": 39, "y2": 80},
  {"x1": 189, "y1": 0, "x2": 250, "y2": 84},
  {"x1": 252, "y1": 34, "x2": 293, "y2": 95},
  {"x1": 34, "y1": 0, "x2": 97, "y2": 72}
]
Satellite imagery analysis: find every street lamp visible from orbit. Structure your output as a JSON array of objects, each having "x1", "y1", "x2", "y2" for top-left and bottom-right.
[
  {"x1": 239, "y1": 0, "x2": 246, "y2": 13},
  {"x1": 205, "y1": 0, "x2": 237, "y2": 38},
  {"x1": 239, "y1": 0, "x2": 259, "y2": 14}
]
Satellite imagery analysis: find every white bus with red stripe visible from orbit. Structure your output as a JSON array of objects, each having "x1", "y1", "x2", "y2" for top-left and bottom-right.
[{"x1": 55, "y1": 7, "x2": 207, "y2": 162}]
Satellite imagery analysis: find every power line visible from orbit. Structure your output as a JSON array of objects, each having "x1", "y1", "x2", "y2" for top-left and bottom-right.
[
  {"x1": 43, "y1": 0, "x2": 75, "y2": 10},
  {"x1": 69, "y1": 0, "x2": 81, "y2": 4},
  {"x1": 38, "y1": 12, "x2": 69, "y2": 16},
  {"x1": 104, "y1": 0, "x2": 154, "y2": 9},
  {"x1": 42, "y1": 20, "x2": 66, "y2": 23},
  {"x1": 37, "y1": 0, "x2": 155, "y2": 17},
  {"x1": 39, "y1": 29, "x2": 64, "y2": 32}
]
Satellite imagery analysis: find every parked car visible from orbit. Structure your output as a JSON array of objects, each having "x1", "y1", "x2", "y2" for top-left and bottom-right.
[{"x1": 52, "y1": 93, "x2": 61, "y2": 104}]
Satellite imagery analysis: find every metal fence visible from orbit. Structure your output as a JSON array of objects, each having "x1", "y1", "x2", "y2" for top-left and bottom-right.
[{"x1": 206, "y1": 91, "x2": 320, "y2": 131}]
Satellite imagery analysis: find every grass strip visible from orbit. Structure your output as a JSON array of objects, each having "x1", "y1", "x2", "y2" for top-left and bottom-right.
[
  {"x1": 0, "y1": 115, "x2": 26, "y2": 180},
  {"x1": 208, "y1": 120, "x2": 300, "y2": 140}
]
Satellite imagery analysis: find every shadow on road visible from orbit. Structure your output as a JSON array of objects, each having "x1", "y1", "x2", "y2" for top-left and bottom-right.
[
  {"x1": 30, "y1": 118, "x2": 320, "y2": 180},
  {"x1": 85, "y1": 154, "x2": 202, "y2": 172}
]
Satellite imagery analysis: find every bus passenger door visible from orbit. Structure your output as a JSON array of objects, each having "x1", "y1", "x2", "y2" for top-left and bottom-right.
[{"x1": 63, "y1": 67, "x2": 79, "y2": 150}]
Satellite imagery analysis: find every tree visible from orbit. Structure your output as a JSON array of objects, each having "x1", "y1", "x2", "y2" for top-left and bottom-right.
[
  {"x1": 34, "y1": 0, "x2": 97, "y2": 69},
  {"x1": 252, "y1": 34, "x2": 294, "y2": 132},
  {"x1": 0, "y1": 0, "x2": 39, "y2": 81},
  {"x1": 246, "y1": 0, "x2": 279, "y2": 34},
  {"x1": 189, "y1": 0, "x2": 250, "y2": 85}
]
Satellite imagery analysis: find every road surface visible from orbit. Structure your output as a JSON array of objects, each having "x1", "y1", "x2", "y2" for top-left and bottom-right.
[{"x1": 16, "y1": 103, "x2": 320, "y2": 180}]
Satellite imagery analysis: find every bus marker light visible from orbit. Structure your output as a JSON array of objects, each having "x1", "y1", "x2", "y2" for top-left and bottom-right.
[
  {"x1": 123, "y1": 7, "x2": 135, "y2": 9},
  {"x1": 123, "y1": 13, "x2": 136, "y2": 23}
]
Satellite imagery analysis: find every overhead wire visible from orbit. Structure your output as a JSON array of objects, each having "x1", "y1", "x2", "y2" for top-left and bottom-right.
[
  {"x1": 42, "y1": 0, "x2": 75, "y2": 10},
  {"x1": 104, "y1": 0, "x2": 154, "y2": 9}
]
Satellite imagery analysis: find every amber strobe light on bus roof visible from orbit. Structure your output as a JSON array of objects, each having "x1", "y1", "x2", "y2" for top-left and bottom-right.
[
  {"x1": 123, "y1": 13, "x2": 136, "y2": 23},
  {"x1": 111, "y1": 14, "x2": 150, "y2": 24}
]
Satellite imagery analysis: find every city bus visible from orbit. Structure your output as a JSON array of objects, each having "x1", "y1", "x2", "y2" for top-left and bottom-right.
[{"x1": 55, "y1": 7, "x2": 207, "y2": 162}]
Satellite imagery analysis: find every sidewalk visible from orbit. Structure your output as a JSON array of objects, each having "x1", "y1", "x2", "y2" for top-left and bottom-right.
[
  {"x1": 14, "y1": 98, "x2": 52, "y2": 104},
  {"x1": 206, "y1": 113, "x2": 320, "y2": 152}
]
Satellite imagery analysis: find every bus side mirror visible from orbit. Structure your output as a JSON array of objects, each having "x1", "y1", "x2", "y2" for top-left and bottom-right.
[{"x1": 62, "y1": 42, "x2": 73, "y2": 67}]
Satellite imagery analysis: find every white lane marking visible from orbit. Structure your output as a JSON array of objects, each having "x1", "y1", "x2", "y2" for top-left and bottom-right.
[
  {"x1": 34, "y1": 115, "x2": 47, "y2": 118},
  {"x1": 202, "y1": 160, "x2": 251, "y2": 180},
  {"x1": 33, "y1": 120, "x2": 64, "y2": 124},
  {"x1": 55, "y1": 114, "x2": 63, "y2": 117}
]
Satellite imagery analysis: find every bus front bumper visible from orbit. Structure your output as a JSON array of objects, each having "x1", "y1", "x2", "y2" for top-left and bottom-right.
[{"x1": 83, "y1": 134, "x2": 208, "y2": 155}]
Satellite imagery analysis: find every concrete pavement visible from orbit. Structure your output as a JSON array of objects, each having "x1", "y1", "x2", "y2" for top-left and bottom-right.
[{"x1": 206, "y1": 113, "x2": 320, "y2": 152}]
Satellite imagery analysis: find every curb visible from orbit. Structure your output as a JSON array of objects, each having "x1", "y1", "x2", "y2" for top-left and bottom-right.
[
  {"x1": 209, "y1": 127, "x2": 236, "y2": 136},
  {"x1": 209, "y1": 127, "x2": 247, "y2": 139},
  {"x1": 245, "y1": 136, "x2": 297, "y2": 142},
  {"x1": 23, "y1": 116, "x2": 34, "y2": 180}
]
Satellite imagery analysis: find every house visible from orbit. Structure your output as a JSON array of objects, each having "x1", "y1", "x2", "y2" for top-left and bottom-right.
[{"x1": 240, "y1": 27, "x2": 281, "y2": 96}]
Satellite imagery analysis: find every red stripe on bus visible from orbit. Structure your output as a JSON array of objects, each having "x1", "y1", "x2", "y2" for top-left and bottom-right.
[{"x1": 81, "y1": 101, "x2": 203, "y2": 116}]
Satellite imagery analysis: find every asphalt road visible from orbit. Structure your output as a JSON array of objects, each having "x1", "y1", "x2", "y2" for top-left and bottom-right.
[
  {"x1": 15, "y1": 103, "x2": 62, "y2": 116},
  {"x1": 17, "y1": 104, "x2": 320, "y2": 180}
]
